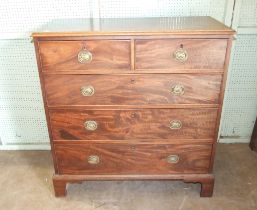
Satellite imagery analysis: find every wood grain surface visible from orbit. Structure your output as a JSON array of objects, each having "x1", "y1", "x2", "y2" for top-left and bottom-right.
[
  {"x1": 32, "y1": 16, "x2": 235, "y2": 197},
  {"x1": 49, "y1": 108, "x2": 218, "y2": 140},
  {"x1": 44, "y1": 74, "x2": 222, "y2": 106},
  {"x1": 38, "y1": 40, "x2": 131, "y2": 71},
  {"x1": 31, "y1": 17, "x2": 235, "y2": 38},
  {"x1": 135, "y1": 39, "x2": 227, "y2": 70},
  {"x1": 54, "y1": 143, "x2": 212, "y2": 175}
]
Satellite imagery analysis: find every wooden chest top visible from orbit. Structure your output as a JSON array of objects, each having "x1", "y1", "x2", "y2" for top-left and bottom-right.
[{"x1": 32, "y1": 16, "x2": 235, "y2": 37}]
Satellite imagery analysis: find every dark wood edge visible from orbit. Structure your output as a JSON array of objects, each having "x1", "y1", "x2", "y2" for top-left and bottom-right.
[
  {"x1": 131, "y1": 39, "x2": 135, "y2": 70},
  {"x1": 47, "y1": 105, "x2": 220, "y2": 109},
  {"x1": 53, "y1": 173, "x2": 214, "y2": 181},
  {"x1": 52, "y1": 173, "x2": 214, "y2": 197},
  {"x1": 32, "y1": 33, "x2": 234, "y2": 40},
  {"x1": 208, "y1": 36, "x2": 234, "y2": 172},
  {"x1": 41, "y1": 69, "x2": 225, "y2": 74},
  {"x1": 249, "y1": 118, "x2": 257, "y2": 151},
  {"x1": 52, "y1": 139, "x2": 214, "y2": 144},
  {"x1": 33, "y1": 38, "x2": 59, "y2": 174}
]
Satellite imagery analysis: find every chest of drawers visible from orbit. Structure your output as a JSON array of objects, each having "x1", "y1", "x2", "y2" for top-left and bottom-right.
[{"x1": 32, "y1": 17, "x2": 234, "y2": 197}]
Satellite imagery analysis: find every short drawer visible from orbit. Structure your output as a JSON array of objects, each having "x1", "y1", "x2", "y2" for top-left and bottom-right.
[
  {"x1": 38, "y1": 40, "x2": 131, "y2": 71},
  {"x1": 49, "y1": 108, "x2": 218, "y2": 140},
  {"x1": 54, "y1": 143, "x2": 212, "y2": 175},
  {"x1": 44, "y1": 74, "x2": 222, "y2": 106},
  {"x1": 135, "y1": 39, "x2": 227, "y2": 70}
]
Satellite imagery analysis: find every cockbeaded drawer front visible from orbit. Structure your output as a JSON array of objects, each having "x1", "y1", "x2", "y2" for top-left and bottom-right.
[
  {"x1": 44, "y1": 74, "x2": 222, "y2": 106},
  {"x1": 54, "y1": 143, "x2": 212, "y2": 175},
  {"x1": 135, "y1": 39, "x2": 227, "y2": 70},
  {"x1": 49, "y1": 108, "x2": 218, "y2": 140},
  {"x1": 38, "y1": 40, "x2": 131, "y2": 71}
]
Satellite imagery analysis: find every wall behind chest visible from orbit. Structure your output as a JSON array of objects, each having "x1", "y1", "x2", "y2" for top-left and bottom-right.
[
  {"x1": 0, "y1": 0, "x2": 93, "y2": 149},
  {"x1": 220, "y1": 0, "x2": 257, "y2": 142},
  {"x1": 0, "y1": 0, "x2": 256, "y2": 149}
]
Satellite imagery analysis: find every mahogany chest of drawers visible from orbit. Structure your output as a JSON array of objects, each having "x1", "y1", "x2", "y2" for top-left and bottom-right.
[{"x1": 32, "y1": 17, "x2": 235, "y2": 197}]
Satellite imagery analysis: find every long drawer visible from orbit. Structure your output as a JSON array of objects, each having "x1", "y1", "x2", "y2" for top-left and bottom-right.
[
  {"x1": 54, "y1": 143, "x2": 212, "y2": 175},
  {"x1": 44, "y1": 74, "x2": 222, "y2": 106},
  {"x1": 49, "y1": 108, "x2": 218, "y2": 140},
  {"x1": 135, "y1": 39, "x2": 227, "y2": 70},
  {"x1": 38, "y1": 40, "x2": 131, "y2": 71}
]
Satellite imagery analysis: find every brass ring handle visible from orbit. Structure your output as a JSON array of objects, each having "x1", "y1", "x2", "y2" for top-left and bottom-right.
[
  {"x1": 171, "y1": 84, "x2": 184, "y2": 95},
  {"x1": 78, "y1": 50, "x2": 93, "y2": 63},
  {"x1": 84, "y1": 120, "x2": 98, "y2": 131},
  {"x1": 169, "y1": 120, "x2": 182, "y2": 130},
  {"x1": 88, "y1": 155, "x2": 100, "y2": 165},
  {"x1": 173, "y1": 46, "x2": 188, "y2": 62},
  {"x1": 81, "y1": 85, "x2": 95, "y2": 96},
  {"x1": 166, "y1": 155, "x2": 179, "y2": 164}
]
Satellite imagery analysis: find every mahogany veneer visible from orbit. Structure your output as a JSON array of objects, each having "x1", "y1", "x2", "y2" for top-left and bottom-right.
[
  {"x1": 54, "y1": 143, "x2": 212, "y2": 175},
  {"x1": 39, "y1": 40, "x2": 131, "y2": 71},
  {"x1": 32, "y1": 16, "x2": 235, "y2": 197},
  {"x1": 135, "y1": 39, "x2": 227, "y2": 70},
  {"x1": 44, "y1": 74, "x2": 222, "y2": 106},
  {"x1": 49, "y1": 109, "x2": 218, "y2": 140}
]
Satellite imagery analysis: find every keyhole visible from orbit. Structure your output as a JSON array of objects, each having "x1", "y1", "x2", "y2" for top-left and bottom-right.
[
  {"x1": 131, "y1": 112, "x2": 137, "y2": 118},
  {"x1": 130, "y1": 78, "x2": 135, "y2": 84},
  {"x1": 130, "y1": 146, "x2": 136, "y2": 151}
]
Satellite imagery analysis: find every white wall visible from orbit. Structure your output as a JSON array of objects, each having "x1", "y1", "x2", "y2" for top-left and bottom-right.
[{"x1": 219, "y1": 0, "x2": 257, "y2": 143}]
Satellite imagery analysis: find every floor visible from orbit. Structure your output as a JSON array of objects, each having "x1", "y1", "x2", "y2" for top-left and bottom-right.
[{"x1": 0, "y1": 144, "x2": 256, "y2": 210}]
